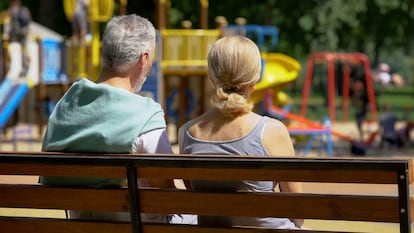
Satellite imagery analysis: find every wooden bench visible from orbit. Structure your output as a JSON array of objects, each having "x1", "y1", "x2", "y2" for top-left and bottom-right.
[{"x1": 0, "y1": 151, "x2": 413, "y2": 233}]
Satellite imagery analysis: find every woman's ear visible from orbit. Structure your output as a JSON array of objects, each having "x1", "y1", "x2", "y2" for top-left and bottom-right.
[
  {"x1": 208, "y1": 78, "x2": 217, "y2": 88},
  {"x1": 245, "y1": 83, "x2": 255, "y2": 94}
]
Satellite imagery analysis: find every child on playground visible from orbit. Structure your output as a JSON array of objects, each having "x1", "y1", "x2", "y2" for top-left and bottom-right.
[
  {"x1": 7, "y1": 0, "x2": 31, "y2": 77},
  {"x1": 379, "y1": 103, "x2": 400, "y2": 149},
  {"x1": 350, "y1": 79, "x2": 369, "y2": 141}
]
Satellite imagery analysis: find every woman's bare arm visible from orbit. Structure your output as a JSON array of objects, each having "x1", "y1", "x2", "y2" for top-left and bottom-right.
[{"x1": 262, "y1": 118, "x2": 304, "y2": 227}]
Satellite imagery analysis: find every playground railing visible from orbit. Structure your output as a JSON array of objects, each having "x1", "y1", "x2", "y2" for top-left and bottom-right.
[
  {"x1": 160, "y1": 29, "x2": 220, "y2": 68},
  {"x1": 65, "y1": 42, "x2": 91, "y2": 81}
]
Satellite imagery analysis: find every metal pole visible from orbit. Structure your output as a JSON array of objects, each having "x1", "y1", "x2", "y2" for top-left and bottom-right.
[
  {"x1": 327, "y1": 57, "x2": 336, "y2": 122},
  {"x1": 127, "y1": 166, "x2": 142, "y2": 233},
  {"x1": 200, "y1": 0, "x2": 208, "y2": 29}
]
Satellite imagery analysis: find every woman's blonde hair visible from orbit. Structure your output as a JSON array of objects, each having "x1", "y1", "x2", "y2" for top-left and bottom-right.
[{"x1": 208, "y1": 36, "x2": 261, "y2": 117}]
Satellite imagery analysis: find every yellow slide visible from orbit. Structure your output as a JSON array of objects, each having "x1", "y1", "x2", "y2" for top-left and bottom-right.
[{"x1": 249, "y1": 53, "x2": 301, "y2": 107}]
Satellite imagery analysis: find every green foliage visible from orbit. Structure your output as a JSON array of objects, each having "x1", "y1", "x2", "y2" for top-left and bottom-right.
[
  {"x1": 3, "y1": 0, "x2": 412, "y2": 84},
  {"x1": 207, "y1": 0, "x2": 414, "y2": 83},
  {"x1": 169, "y1": 0, "x2": 200, "y2": 28},
  {"x1": 0, "y1": 2, "x2": 8, "y2": 11}
]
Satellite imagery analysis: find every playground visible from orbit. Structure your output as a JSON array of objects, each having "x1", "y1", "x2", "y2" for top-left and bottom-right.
[
  {"x1": 0, "y1": 129, "x2": 414, "y2": 233},
  {"x1": 0, "y1": 0, "x2": 414, "y2": 232},
  {"x1": 0, "y1": 0, "x2": 412, "y2": 157}
]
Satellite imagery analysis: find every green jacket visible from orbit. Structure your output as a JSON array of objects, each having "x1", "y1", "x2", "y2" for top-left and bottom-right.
[{"x1": 41, "y1": 78, "x2": 166, "y2": 187}]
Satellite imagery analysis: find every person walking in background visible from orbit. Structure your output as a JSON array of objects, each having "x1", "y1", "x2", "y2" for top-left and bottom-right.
[
  {"x1": 350, "y1": 79, "x2": 369, "y2": 141},
  {"x1": 7, "y1": 0, "x2": 31, "y2": 77},
  {"x1": 41, "y1": 14, "x2": 175, "y2": 222},
  {"x1": 72, "y1": 0, "x2": 89, "y2": 44},
  {"x1": 374, "y1": 63, "x2": 406, "y2": 87},
  {"x1": 178, "y1": 36, "x2": 303, "y2": 229},
  {"x1": 377, "y1": 63, "x2": 392, "y2": 85},
  {"x1": 379, "y1": 103, "x2": 400, "y2": 149}
]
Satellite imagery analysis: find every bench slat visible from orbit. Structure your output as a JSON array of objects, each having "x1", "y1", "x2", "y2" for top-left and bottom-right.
[
  {"x1": 1, "y1": 153, "x2": 411, "y2": 172},
  {"x1": 138, "y1": 167, "x2": 399, "y2": 184},
  {"x1": 0, "y1": 185, "x2": 399, "y2": 222},
  {"x1": 0, "y1": 153, "x2": 411, "y2": 233},
  {"x1": 0, "y1": 217, "x2": 132, "y2": 233},
  {"x1": 0, "y1": 185, "x2": 130, "y2": 212},
  {"x1": 0, "y1": 217, "x2": 364, "y2": 233},
  {"x1": 142, "y1": 223, "x2": 360, "y2": 233},
  {"x1": 410, "y1": 197, "x2": 414, "y2": 221},
  {"x1": 139, "y1": 189, "x2": 400, "y2": 222},
  {"x1": 0, "y1": 164, "x2": 126, "y2": 178}
]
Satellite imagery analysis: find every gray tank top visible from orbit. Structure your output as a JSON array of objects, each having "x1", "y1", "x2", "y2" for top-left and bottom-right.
[{"x1": 181, "y1": 116, "x2": 298, "y2": 229}]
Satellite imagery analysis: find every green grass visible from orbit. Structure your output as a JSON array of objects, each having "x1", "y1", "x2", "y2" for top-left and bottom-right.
[{"x1": 286, "y1": 85, "x2": 414, "y2": 122}]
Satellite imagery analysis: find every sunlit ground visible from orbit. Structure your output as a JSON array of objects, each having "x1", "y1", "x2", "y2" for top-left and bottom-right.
[{"x1": 1, "y1": 123, "x2": 414, "y2": 232}]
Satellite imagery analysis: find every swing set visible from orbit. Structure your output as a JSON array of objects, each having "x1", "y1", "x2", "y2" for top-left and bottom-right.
[{"x1": 300, "y1": 52, "x2": 378, "y2": 123}]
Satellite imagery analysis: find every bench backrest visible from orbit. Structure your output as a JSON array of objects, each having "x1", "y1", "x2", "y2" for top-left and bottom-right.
[{"x1": 0, "y1": 152, "x2": 412, "y2": 233}]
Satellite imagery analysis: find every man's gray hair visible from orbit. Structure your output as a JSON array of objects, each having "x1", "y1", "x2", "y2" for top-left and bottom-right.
[{"x1": 101, "y1": 14, "x2": 156, "y2": 71}]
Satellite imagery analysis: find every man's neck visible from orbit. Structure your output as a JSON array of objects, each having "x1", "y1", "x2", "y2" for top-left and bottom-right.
[{"x1": 97, "y1": 70, "x2": 134, "y2": 93}]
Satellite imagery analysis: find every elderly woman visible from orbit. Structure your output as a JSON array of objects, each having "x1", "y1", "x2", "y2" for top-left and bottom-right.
[{"x1": 178, "y1": 36, "x2": 303, "y2": 229}]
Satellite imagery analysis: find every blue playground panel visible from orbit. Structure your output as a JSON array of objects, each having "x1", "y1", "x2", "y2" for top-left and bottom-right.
[
  {"x1": 289, "y1": 127, "x2": 334, "y2": 157},
  {"x1": 0, "y1": 40, "x2": 2, "y2": 80},
  {"x1": 40, "y1": 39, "x2": 68, "y2": 84},
  {"x1": 140, "y1": 31, "x2": 162, "y2": 102},
  {"x1": 0, "y1": 79, "x2": 29, "y2": 128},
  {"x1": 141, "y1": 62, "x2": 161, "y2": 102},
  {"x1": 226, "y1": 24, "x2": 279, "y2": 50}
]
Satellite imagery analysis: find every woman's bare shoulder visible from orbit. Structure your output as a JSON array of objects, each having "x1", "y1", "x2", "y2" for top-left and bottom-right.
[
  {"x1": 264, "y1": 117, "x2": 289, "y2": 133},
  {"x1": 262, "y1": 117, "x2": 294, "y2": 157}
]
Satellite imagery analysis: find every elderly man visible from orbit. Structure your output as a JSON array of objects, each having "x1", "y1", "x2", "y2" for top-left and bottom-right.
[{"x1": 41, "y1": 14, "x2": 175, "y2": 222}]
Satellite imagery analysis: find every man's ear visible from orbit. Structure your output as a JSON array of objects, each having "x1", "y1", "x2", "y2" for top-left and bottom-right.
[
  {"x1": 141, "y1": 52, "x2": 150, "y2": 65},
  {"x1": 136, "y1": 52, "x2": 145, "y2": 68}
]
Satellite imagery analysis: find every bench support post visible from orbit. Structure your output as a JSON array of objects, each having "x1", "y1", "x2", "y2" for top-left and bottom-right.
[
  {"x1": 127, "y1": 166, "x2": 142, "y2": 233},
  {"x1": 398, "y1": 167, "x2": 411, "y2": 233}
]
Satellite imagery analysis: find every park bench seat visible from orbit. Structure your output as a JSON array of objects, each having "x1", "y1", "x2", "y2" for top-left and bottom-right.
[{"x1": 0, "y1": 151, "x2": 413, "y2": 233}]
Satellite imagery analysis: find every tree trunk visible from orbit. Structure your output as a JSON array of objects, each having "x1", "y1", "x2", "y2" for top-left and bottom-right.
[
  {"x1": 264, "y1": 0, "x2": 275, "y2": 25},
  {"x1": 36, "y1": 0, "x2": 58, "y2": 29},
  {"x1": 373, "y1": 35, "x2": 383, "y2": 67}
]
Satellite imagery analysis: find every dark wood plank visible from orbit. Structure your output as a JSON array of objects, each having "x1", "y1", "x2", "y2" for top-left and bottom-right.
[
  {"x1": 0, "y1": 217, "x2": 361, "y2": 233},
  {"x1": 0, "y1": 163, "x2": 126, "y2": 178},
  {"x1": 1, "y1": 153, "x2": 411, "y2": 174},
  {"x1": 0, "y1": 153, "x2": 411, "y2": 233},
  {"x1": 139, "y1": 189, "x2": 400, "y2": 222},
  {"x1": 0, "y1": 217, "x2": 132, "y2": 233},
  {"x1": 142, "y1": 223, "x2": 362, "y2": 233},
  {"x1": 410, "y1": 197, "x2": 414, "y2": 222},
  {"x1": 137, "y1": 167, "x2": 399, "y2": 184},
  {"x1": 0, "y1": 185, "x2": 130, "y2": 212}
]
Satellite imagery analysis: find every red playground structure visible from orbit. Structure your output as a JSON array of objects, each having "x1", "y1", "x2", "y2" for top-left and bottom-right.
[{"x1": 300, "y1": 52, "x2": 378, "y2": 123}]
